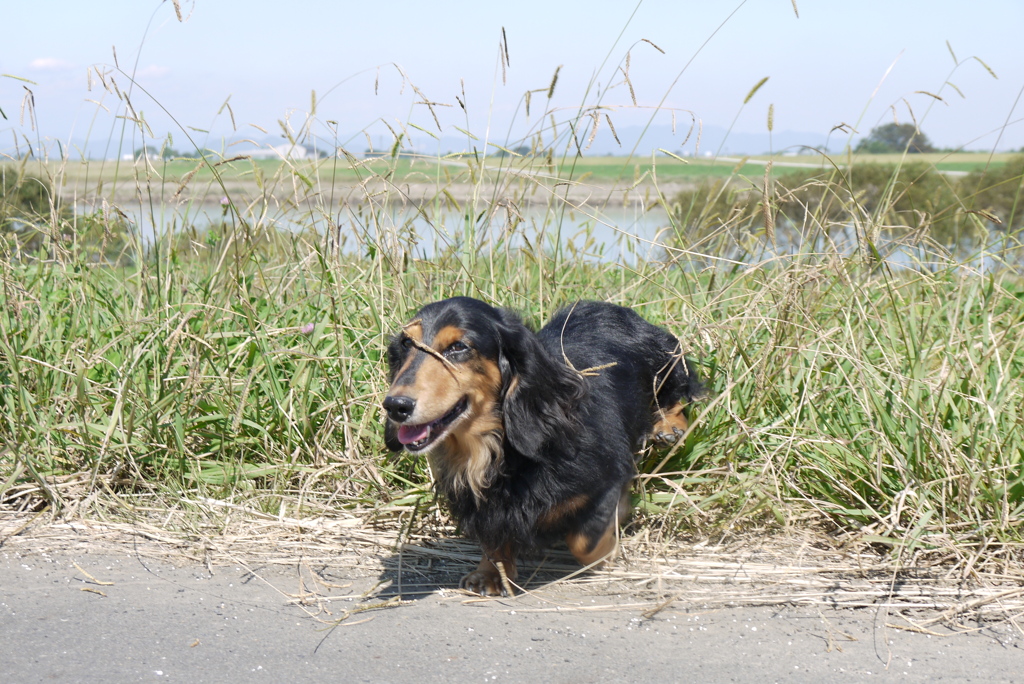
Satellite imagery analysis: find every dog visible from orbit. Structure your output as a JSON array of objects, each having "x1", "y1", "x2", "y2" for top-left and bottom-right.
[{"x1": 382, "y1": 297, "x2": 702, "y2": 595}]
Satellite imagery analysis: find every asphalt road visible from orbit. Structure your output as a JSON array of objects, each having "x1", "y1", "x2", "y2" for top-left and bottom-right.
[{"x1": 1, "y1": 549, "x2": 1020, "y2": 683}]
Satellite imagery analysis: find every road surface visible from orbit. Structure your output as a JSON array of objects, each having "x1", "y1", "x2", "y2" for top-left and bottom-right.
[{"x1": 2, "y1": 547, "x2": 1020, "y2": 683}]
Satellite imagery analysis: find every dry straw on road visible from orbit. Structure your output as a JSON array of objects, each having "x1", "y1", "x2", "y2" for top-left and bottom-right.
[{"x1": 3, "y1": 499, "x2": 1022, "y2": 633}]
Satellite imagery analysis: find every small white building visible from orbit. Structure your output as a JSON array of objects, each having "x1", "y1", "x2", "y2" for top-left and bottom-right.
[{"x1": 239, "y1": 144, "x2": 309, "y2": 160}]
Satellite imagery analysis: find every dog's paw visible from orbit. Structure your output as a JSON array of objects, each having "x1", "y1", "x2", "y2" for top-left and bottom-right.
[
  {"x1": 460, "y1": 569, "x2": 508, "y2": 596},
  {"x1": 652, "y1": 426, "x2": 686, "y2": 444}
]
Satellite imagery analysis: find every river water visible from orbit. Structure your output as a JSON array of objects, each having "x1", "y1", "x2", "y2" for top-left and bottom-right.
[{"x1": 123, "y1": 199, "x2": 1022, "y2": 272}]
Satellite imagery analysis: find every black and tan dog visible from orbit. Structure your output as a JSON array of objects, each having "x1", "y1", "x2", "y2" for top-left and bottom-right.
[{"x1": 383, "y1": 297, "x2": 702, "y2": 595}]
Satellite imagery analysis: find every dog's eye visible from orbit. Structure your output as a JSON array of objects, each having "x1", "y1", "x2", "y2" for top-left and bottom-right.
[
  {"x1": 444, "y1": 340, "x2": 469, "y2": 355},
  {"x1": 401, "y1": 336, "x2": 414, "y2": 349}
]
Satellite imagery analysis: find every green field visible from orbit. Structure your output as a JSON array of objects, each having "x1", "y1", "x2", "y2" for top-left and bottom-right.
[{"x1": 546, "y1": 152, "x2": 1016, "y2": 182}]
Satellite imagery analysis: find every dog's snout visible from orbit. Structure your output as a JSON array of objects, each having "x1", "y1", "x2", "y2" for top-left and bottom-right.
[{"x1": 383, "y1": 395, "x2": 416, "y2": 422}]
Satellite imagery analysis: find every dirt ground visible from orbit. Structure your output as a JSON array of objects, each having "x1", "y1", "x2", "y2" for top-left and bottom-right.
[{"x1": 2, "y1": 515, "x2": 1022, "y2": 683}]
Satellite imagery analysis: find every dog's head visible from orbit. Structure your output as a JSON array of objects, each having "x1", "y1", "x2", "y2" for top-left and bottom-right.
[{"x1": 382, "y1": 297, "x2": 583, "y2": 466}]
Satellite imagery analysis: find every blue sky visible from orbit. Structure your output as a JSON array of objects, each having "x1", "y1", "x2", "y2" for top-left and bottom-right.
[{"x1": 2, "y1": 0, "x2": 1023, "y2": 157}]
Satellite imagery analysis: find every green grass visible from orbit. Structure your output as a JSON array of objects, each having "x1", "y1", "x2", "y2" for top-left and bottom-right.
[{"x1": 2, "y1": 137, "x2": 1024, "y2": 575}]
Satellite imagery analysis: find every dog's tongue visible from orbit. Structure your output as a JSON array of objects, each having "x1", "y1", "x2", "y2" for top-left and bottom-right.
[{"x1": 398, "y1": 423, "x2": 429, "y2": 445}]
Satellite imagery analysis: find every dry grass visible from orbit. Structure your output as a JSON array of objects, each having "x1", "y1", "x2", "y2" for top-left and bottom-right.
[{"x1": 3, "y1": 498, "x2": 1024, "y2": 630}]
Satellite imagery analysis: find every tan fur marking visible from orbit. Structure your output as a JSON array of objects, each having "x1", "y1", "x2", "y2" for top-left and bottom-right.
[
  {"x1": 429, "y1": 429, "x2": 501, "y2": 503},
  {"x1": 408, "y1": 352, "x2": 463, "y2": 418},
  {"x1": 566, "y1": 486, "x2": 628, "y2": 567},
  {"x1": 538, "y1": 494, "x2": 590, "y2": 530},
  {"x1": 566, "y1": 519, "x2": 618, "y2": 567},
  {"x1": 432, "y1": 325, "x2": 465, "y2": 352},
  {"x1": 388, "y1": 325, "x2": 468, "y2": 422},
  {"x1": 433, "y1": 357, "x2": 504, "y2": 502},
  {"x1": 651, "y1": 401, "x2": 689, "y2": 439},
  {"x1": 403, "y1": 321, "x2": 423, "y2": 340}
]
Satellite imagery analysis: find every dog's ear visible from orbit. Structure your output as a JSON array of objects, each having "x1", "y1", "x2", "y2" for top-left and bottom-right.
[{"x1": 496, "y1": 310, "x2": 584, "y2": 458}]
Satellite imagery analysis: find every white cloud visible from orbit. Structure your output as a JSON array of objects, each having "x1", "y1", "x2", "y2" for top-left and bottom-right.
[{"x1": 28, "y1": 57, "x2": 75, "y2": 71}]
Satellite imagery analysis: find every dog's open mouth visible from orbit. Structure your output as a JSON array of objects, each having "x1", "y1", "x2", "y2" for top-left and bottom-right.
[{"x1": 396, "y1": 397, "x2": 468, "y2": 452}]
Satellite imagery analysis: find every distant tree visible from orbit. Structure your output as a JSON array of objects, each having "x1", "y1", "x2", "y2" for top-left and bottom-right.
[
  {"x1": 496, "y1": 145, "x2": 532, "y2": 158},
  {"x1": 302, "y1": 144, "x2": 328, "y2": 159},
  {"x1": 133, "y1": 145, "x2": 179, "y2": 160},
  {"x1": 855, "y1": 123, "x2": 935, "y2": 154},
  {"x1": 197, "y1": 148, "x2": 222, "y2": 160}
]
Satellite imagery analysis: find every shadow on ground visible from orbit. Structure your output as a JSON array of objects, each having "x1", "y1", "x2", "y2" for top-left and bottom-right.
[{"x1": 373, "y1": 538, "x2": 597, "y2": 601}]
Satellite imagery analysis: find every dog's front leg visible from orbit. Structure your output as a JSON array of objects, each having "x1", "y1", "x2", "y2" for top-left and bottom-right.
[{"x1": 460, "y1": 547, "x2": 518, "y2": 596}]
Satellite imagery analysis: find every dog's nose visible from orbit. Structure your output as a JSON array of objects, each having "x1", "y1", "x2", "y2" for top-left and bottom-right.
[{"x1": 383, "y1": 395, "x2": 416, "y2": 422}]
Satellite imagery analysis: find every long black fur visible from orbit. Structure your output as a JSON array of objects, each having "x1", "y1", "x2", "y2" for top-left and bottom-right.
[{"x1": 384, "y1": 297, "x2": 702, "y2": 566}]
